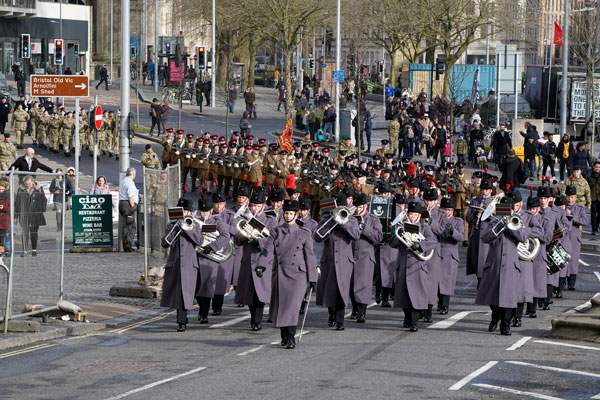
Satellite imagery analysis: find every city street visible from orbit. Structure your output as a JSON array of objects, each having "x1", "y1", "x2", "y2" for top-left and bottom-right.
[{"x1": 0, "y1": 246, "x2": 599, "y2": 400}]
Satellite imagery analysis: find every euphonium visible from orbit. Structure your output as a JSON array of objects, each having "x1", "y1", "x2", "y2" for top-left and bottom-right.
[
  {"x1": 164, "y1": 215, "x2": 203, "y2": 245},
  {"x1": 517, "y1": 238, "x2": 541, "y2": 261},
  {"x1": 392, "y1": 212, "x2": 434, "y2": 261},
  {"x1": 195, "y1": 232, "x2": 234, "y2": 263},
  {"x1": 314, "y1": 205, "x2": 356, "y2": 240},
  {"x1": 235, "y1": 204, "x2": 270, "y2": 241}
]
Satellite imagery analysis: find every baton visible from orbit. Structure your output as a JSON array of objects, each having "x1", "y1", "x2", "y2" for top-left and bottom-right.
[{"x1": 298, "y1": 286, "x2": 313, "y2": 342}]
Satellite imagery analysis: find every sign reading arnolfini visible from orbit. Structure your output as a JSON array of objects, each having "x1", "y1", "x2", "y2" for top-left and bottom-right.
[{"x1": 72, "y1": 195, "x2": 113, "y2": 247}]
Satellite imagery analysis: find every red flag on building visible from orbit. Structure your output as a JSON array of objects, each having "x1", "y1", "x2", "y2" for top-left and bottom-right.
[
  {"x1": 278, "y1": 115, "x2": 294, "y2": 152},
  {"x1": 553, "y1": 21, "x2": 564, "y2": 46}
]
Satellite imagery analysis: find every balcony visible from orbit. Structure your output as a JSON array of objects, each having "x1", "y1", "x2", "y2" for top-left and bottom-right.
[{"x1": 0, "y1": 0, "x2": 37, "y2": 17}]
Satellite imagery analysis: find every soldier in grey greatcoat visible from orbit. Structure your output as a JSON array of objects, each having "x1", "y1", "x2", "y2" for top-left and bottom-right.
[
  {"x1": 234, "y1": 191, "x2": 277, "y2": 331},
  {"x1": 350, "y1": 193, "x2": 383, "y2": 323},
  {"x1": 375, "y1": 194, "x2": 404, "y2": 308},
  {"x1": 194, "y1": 196, "x2": 231, "y2": 324},
  {"x1": 298, "y1": 198, "x2": 318, "y2": 315},
  {"x1": 437, "y1": 197, "x2": 466, "y2": 315},
  {"x1": 211, "y1": 191, "x2": 239, "y2": 315},
  {"x1": 551, "y1": 195, "x2": 572, "y2": 299},
  {"x1": 263, "y1": 200, "x2": 318, "y2": 349},
  {"x1": 231, "y1": 186, "x2": 250, "y2": 288},
  {"x1": 422, "y1": 188, "x2": 449, "y2": 323},
  {"x1": 390, "y1": 201, "x2": 437, "y2": 332},
  {"x1": 160, "y1": 198, "x2": 204, "y2": 332},
  {"x1": 465, "y1": 178, "x2": 494, "y2": 278},
  {"x1": 513, "y1": 194, "x2": 543, "y2": 327},
  {"x1": 476, "y1": 197, "x2": 530, "y2": 336},
  {"x1": 565, "y1": 186, "x2": 589, "y2": 290},
  {"x1": 314, "y1": 194, "x2": 360, "y2": 331}
]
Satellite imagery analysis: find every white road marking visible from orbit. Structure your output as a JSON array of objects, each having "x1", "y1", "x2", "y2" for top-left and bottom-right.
[
  {"x1": 566, "y1": 293, "x2": 600, "y2": 314},
  {"x1": 471, "y1": 383, "x2": 563, "y2": 400},
  {"x1": 579, "y1": 260, "x2": 590, "y2": 267},
  {"x1": 237, "y1": 331, "x2": 311, "y2": 356},
  {"x1": 594, "y1": 272, "x2": 600, "y2": 283},
  {"x1": 102, "y1": 366, "x2": 206, "y2": 400},
  {"x1": 428, "y1": 310, "x2": 489, "y2": 330},
  {"x1": 209, "y1": 307, "x2": 269, "y2": 329},
  {"x1": 506, "y1": 336, "x2": 532, "y2": 351},
  {"x1": 448, "y1": 361, "x2": 498, "y2": 391},
  {"x1": 533, "y1": 340, "x2": 600, "y2": 351},
  {"x1": 344, "y1": 302, "x2": 377, "y2": 318},
  {"x1": 592, "y1": 393, "x2": 600, "y2": 399},
  {"x1": 581, "y1": 252, "x2": 600, "y2": 257},
  {"x1": 506, "y1": 361, "x2": 600, "y2": 378}
]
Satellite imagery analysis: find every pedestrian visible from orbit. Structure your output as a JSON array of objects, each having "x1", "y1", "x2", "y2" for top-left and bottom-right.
[
  {"x1": 244, "y1": 87, "x2": 255, "y2": 116},
  {"x1": 571, "y1": 142, "x2": 591, "y2": 177},
  {"x1": 195, "y1": 79, "x2": 204, "y2": 111},
  {"x1": 149, "y1": 98, "x2": 163, "y2": 136},
  {"x1": 322, "y1": 103, "x2": 336, "y2": 142},
  {"x1": 14, "y1": 175, "x2": 47, "y2": 257},
  {"x1": 15, "y1": 66, "x2": 26, "y2": 98},
  {"x1": 118, "y1": 167, "x2": 139, "y2": 252},
  {"x1": 96, "y1": 64, "x2": 109, "y2": 91},
  {"x1": 239, "y1": 111, "x2": 252, "y2": 136},
  {"x1": 0, "y1": 96, "x2": 11, "y2": 135},
  {"x1": 49, "y1": 169, "x2": 72, "y2": 231},
  {"x1": 203, "y1": 76, "x2": 212, "y2": 106},
  {"x1": 160, "y1": 102, "x2": 169, "y2": 133},
  {"x1": 557, "y1": 134, "x2": 574, "y2": 182},
  {"x1": 589, "y1": 161, "x2": 600, "y2": 235},
  {"x1": 390, "y1": 201, "x2": 436, "y2": 332},
  {"x1": 540, "y1": 132, "x2": 557, "y2": 181},
  {"x1": 491, "y1": 123, "x2": 511, "y2": 168},
  {"x1": 10, "y1": 147, "x2": 54, "y2": 183},
  {"x1": 0, "y1": 181, "x2": 10, "y2": 255},
  {"x1": 148, "y1": 59, "x2": 155, "y2": 86},
  {"x1": 455, "y1": 134, "x2": 468, "y2": 164},
  {"x1": 89, "y1": 175, "x2": 110, "y2": 194},
  {"x1": 161, "y1": 197, "x2": 204, "y2": 332},
  {"x1": 499, "y1": 148, "x2": 524, "y2": 191},
  {"x1": 277, "y1": 83, "x2": 286, "y2": 112},
  {"x1": 228, "y1": 84, "x2": 237, "y2": 113}
]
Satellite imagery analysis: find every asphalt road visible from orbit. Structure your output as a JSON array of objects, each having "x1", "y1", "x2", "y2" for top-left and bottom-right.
[{"x1": 0, "y1": 247, "x2": 599, "y2": 400}]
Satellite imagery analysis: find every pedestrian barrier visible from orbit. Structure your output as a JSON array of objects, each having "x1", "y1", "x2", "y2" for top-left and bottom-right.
[{"x1": 0, "y1": 170, "x2": 66, "y2": 333}]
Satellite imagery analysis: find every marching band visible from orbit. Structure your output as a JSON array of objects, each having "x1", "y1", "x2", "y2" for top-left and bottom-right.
[{"x1": 159, "y1": 132, "x2": 587, "y2": 347}]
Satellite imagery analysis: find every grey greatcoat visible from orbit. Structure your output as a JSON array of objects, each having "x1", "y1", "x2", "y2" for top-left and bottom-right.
[
  {"x1": 439, "y1": 216, "x2": 466, "y2": 296},
  {"x1": 426, "y1": 206, "x2": 449, "y2": 304},
  {"x1": 553, "y1": 207, "x2": 572, "y2": 280},
  {"x1": 566, "y1": 204, "x2": 588, "y2": 276},
  {"x1": 352, "y1": 212, "x2": 383, "y2": 304},
  {"x1": 376, "y1": 204, "x2": 402, "y2": 288},
  {"x1": 517, "y1": 210, "x2": 544, "y2": 303},
  {"x1": 299, "y1": 215, "x2": 318, "y2": 233},
  {"x1": 234, "y1": 212, "x2": 278, "y2": 305},
  {"x1": 466, "y1": 196, "x2": 493, "y2": 276},
  {"x1": 265, "y1": 223, "x2": 318, "y2": 327},
  {"x1": 160, "y1": 221, "x2": 205, "y2": 310},
  {"x1": 213, "y1": 208, "x2": 238, "y2": 295},
  {"x1": 231, "y1": 204, "x2": 246, "y2": 286},
  {"x1": 314, "y1": 214, "x2": 361, "y2": 308},
  {"x1": 532, "y1": 206, "x2": 558, "y2": 298},
  {"x1": 390, "y1": 222, "x2": 437, "y2": 310},
  {"x1": 475, "y1": 218, "x2": 530, "y2": 309},
  {"x1": 195, "y1": 215, "x2": 231, "y2": 298}
]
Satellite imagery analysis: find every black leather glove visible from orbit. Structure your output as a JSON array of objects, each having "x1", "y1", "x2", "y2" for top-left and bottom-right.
[
  {"x1": 309, "y1": 281, "x2": 316, "y2": 290},
  {"x1": 255, "y1": 266, "x2": 266, "y2": 278},
  {"x1": 410, "y1": 242, "x2": 422, "y2": 253},
  {"x1": 201, "y1": 245, "x2": 212, "y2": 255}
]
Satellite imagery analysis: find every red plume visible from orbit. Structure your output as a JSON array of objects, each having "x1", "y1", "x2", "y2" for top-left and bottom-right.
[
  {"x1": 184, "y1": 184, "x2": 188, "y2": 192},
  {"x1": 420, "y1": 171, "x2": 423, "y2": 178},
  {"x1": 268, "y1": 185, "x2": 272, "y2": 191},
  {"x1": 448, "y1": 187, "x2": 452, "y2": 193},
  {"x1": 337, "y1": 180, "x2": 340, "y2": 188},
  {"x1": 255, "y1": 180, "x2": 259, "y2": 187},
  {"x1": 303, "y1": 187, "x2": 308, "y2": 194},
  {"x1": 243, "y1": 174, "x2": 247, "y2": 181},
  {"x1": 403, "y1": 183, "x2": 407, "y2": 189},
  {"x1": 382, "y1": 171, "x2": 385, "y2": 177},
  {"x1": 360, "y1": 184, "x2": 363, "y2": 189},
  {"x1": 570, "y1": 176, "x2": 573, "y2": 182},
  {"x1": 412, "y1": 187, "x2": 416, "y2": 195},
  {"x1": 428, "y1": 176, "x2": 433, "y2": 184},
  {"x1": 215, "y1": 179, "x2": 218, "y2": 186},
  {"x1": 344, "y1": 178, "x2": 347, "y2": 184},
  {"x1": 557, "y1": 186, "x2": 561, "y2": 193},
  {"x1": 547, "y1": 176, "x2": 551, "y2": 182},
  {"x1": 276, "y1": 179, "x2": 280, "y2": 185},
  {"x1": 541, "y1": 176, "x2": 545, "y2": 182},
  {"x1": 407, "y1": 162, "x2": 415, "y2": 177},
  {"x1": 529, "y1": 185, "x2": 533, "y2": 196},
  {"x1": 484, "y1": 167, "x2": 488, "y2": 174},
  {"x1": 508, "y1": 182, "x2": 512, "y2": 190},
  {"x1": 200, "y1": 189, "x2": 203, "y2": 196},
  {"x1": 262, "y1": 175, "x2": 265, "y2": 181}
]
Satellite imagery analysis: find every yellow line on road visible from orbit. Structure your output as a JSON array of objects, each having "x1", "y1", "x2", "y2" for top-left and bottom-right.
[
  {"x1": 0, "y1": 343, "x2": 57, "y2": 359},
  {"x1": 109, "y1": 310, "x2": 176, "y2": 334}
]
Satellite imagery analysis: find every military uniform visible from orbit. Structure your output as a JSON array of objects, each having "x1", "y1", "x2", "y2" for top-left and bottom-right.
[
  {"x1": 11, "y1": 109, "x2": 30, "y2": 147},
  {"x1": 141, "y1": 150, "x2": 161, "y2": 170},
  {"x1": 0, "y1": 140, "x2": 17, "y2": 171},
  {"x1": 387, "y1": 119, "x2": 400, "y2": 155},
  {"x1": 334, "y1": 142, "x2": 356, "y2": 160},
  {"x1": 29, "y1": 107, "x2": 39, "y2": 143},
  {"x1": 563, "y1": 176, "x2": 591, "y2": 207},
  {"x1": 161, "y1": 134, "x2": 175, "y2": 168},
  {"x1": 77, "y1": 116, "x2": 89, "y2": 156},
  {"x1": 48, "y1": 117, "x2": 62, "y2": 152},
  {"x1": 98, "y1": 116, "x2": 109, "y2": 156},
  {"x1": 37, "y1": 113, "x2": 49, "y2": 148},
  {"x1": 109, "y1": 115, "x2": 120, "y2": 158},
  {"x1": 61, "y1": 117, "x2": 75, "y2": 155}
]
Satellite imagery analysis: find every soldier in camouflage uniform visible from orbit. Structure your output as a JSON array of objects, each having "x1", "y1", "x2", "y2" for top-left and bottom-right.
[
  {"x1": 29, "y1": 103, "x2": 40, "y2": 145},
  {"x1": 61, "y1": 112, "x2": 75, "y2": 157},
  {"x1": 48, "y1": 113, "x2": 62, "y2": 153},
  {"x1": 141, "y1": 143, "x2": 161, "y2": 169},
  {"x1": 36, "y1": 110, "x2": 50, "y2": 149},
  {"x1": 98, "y1": 111, "x2": 109, "y2": 157},
  {"x1": 334, "y1": 134, "x2": 356, "y2": 159},
  {"x1": 77, "y1": 113, "x2": 89, "y2": 158},
  {"x1": 108, "y1": 111, "x2": 120, "y2": 159},
  {"x1": 11, "y1": 103, "x2": 29, "y2": 149},
  {"x1": 387, "y1": 117, "x2": 400, "y2": 156},
  {"x1": 563, "y1": 166, "x2": 591, "y2": 208},
  {"x1": 0, "y1": 133, "x2": 18, "y2": 171}
]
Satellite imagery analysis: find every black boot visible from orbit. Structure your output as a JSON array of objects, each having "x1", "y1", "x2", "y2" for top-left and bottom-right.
[{"x1": 567, "y1": 274, "x2": 577, "y2": 290}]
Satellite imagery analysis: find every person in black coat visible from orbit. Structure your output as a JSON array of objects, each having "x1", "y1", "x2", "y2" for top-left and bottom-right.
[
  {"x1": 95, "y1": 64, "x2": 109, "y2": 91},
  {"x1": 499, "y1": 148, "x2": 524, "y2": 191},
  {"x1": 10, "y1": 148, "x2": 54, "y2": 183},
  {"x1": 15, "y1": 66, "x2": 26, "y2": 97},
  {"x1": 0, "y1": 97, "x2": 11, "y2": 134},
  {"x1": 491, "y1": 123, "x2": 512, "y2": 167},
  {"x1": 523, "y1": 137, "x2": 537, "y2": 180},
  {"x1": 14, "y1": 175, "x2": 47, "y2": 256}
]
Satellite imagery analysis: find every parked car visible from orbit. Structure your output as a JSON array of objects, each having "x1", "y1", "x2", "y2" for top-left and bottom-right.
[{"x1": 0, "y1": 72, "x2": 11, "y2": 103}]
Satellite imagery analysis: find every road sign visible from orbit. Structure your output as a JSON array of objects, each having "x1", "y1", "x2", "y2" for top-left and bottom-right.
[
  {"x1": 333, "y1": 70, "x2": 344, "y2": 83},
  {"x1": 94, "y1": 106, "x2": 103, "y2": 131},
  {"x1": 31, "y1": 75, "x2": 89, "y2": 97},
  {"x1": 322, "y1": 63, "x2": 326, "y2": 68}
]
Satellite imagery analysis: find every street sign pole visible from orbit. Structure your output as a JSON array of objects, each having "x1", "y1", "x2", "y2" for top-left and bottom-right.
[
  {"x1": 120, "y1": 0, "x2": 131, "y2": 175},
  {"x1": 93, "y1": 98, "x2": 99, "y2": 185},
  {"x1": 75, "y1": 97, "x2": 80, "y2": 194},
  {"x1": 334, "y1": 0, "x2": 341, "y2": 143}
]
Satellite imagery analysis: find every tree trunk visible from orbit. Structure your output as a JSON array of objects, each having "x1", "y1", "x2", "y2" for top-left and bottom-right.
[
  {"x1": 388, "y1": 49, "x2": 396, "y2": 88},
  {"x1": 442, "y1": 62, "x2": 453, "y2": 100},
  {"x1": 247, "y1": 33, "x2": 256, "y2": 88},
  {"x1": 284, "y1": 49, "x2": 293, "y2": 117}
]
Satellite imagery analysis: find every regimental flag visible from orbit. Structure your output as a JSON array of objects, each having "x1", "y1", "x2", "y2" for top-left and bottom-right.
[
  {"x1": 553, "y1": 22, "x2": 564, "y2": 47},
  {"x1": 278, "y1": 115, "x2": 294, "y2": 153}
]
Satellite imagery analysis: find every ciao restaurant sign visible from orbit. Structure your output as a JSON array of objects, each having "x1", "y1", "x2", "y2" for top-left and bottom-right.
[{"x1": 72, "y1": 195, "x2": 113, "y2": 247}]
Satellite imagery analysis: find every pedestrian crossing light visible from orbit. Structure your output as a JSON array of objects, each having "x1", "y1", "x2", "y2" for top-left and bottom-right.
[
  {"x1": 131, "y1": 46, "x2": 136, "y2": 58},
  {"x1": 54, "y1": 39, "x2": 63, "y2": 65},
  {"x1": 309, "y1": 58, "x2": 314, "y2": 69},
  {"x1": 21, "y1": 34, "x2": 30, "y2": 59},
  {"x1": 379, "y1": 60, "x2": 384, "y2": 73},
  {"x1": 347, "y1": 53, "x2": 355, "y2": 76},
  {"x1": 74, "y1": 44, "x2": 79, "y2": 55},
  {"x1": 198, "y1": 47, "x2": 205, "y2": 69}
]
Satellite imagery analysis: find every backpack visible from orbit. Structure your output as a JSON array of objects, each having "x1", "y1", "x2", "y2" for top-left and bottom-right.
[{"x1": 406, "y1": 126, "x2": 414, "y2": 139}]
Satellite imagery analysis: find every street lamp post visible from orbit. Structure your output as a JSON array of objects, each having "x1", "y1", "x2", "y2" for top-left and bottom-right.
[
  {"x1": 334, "y1": 0, "x2": 340, "y2": 143},
  {"x1": 154, "y1": 0, "x2": 158, "y2": 93},
  {"x1": 211, "y1": 0, "x2": 216, "y2": 108},
  {"x1": 120, "y1": 0, "x2": 131, "y2": 175},
  {"x1": 560, "y1": 0, "x2": 569, "y2": 135}
]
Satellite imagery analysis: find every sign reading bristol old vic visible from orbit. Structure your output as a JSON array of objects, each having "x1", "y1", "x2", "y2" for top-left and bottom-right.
[{"x1": 30, "y1": 75, "x2": 89, "y2": 97}]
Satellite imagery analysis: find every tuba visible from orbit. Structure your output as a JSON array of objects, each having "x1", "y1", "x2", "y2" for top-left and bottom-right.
[
  {"x1": 314, "y1": 205, "x2": 356, "y2": 240},
  {"x1": 392, "y1": 211, "x2": 434, "y2": 261},
  {"x1": 518, "y1": 238, "x2": 541, "y2": 261},
  {"x1": 235, "y1": 204, "x2": 271, "y2": 241}
]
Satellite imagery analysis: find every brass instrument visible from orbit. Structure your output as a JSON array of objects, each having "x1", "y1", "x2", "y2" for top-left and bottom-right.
[
  {"x1": 489, "y1": 213, "x2": 523, "y2": 236},
  {"x1": 480, "y1": 193, "x2": 505, "y2": 222},
  {"x1": 195, "y1": 231, "x2": 234, "y2": 263},
  {"x1": 235, "y1": 204, "x2": 271, "y2": 241},
  {"x1": 315, "y1": 205, "x2": 357, "y2": 240},
  {"x1": 164, "y1": 215, "x2": 203, "y2": 245},
  {"x1": 518, "y1": 238, "x2": 541, "y2": 261},
  {"x1": 392, "y1": 211, "x2": 434, "y2": 261}
]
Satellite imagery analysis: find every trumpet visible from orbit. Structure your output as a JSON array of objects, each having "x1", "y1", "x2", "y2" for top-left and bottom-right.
[
  {"x1": 392, "y1": 211, "x2": 434, "y2": 261},
  {"x1": 315, "y1": 205, "x2": 356, "y2": 240},
  {"x1": 164, "y1": 215, "x2": 203, "y2": 245}
]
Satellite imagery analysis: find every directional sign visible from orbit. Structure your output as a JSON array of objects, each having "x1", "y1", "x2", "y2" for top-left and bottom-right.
[
  {"x1": 333, "y1": 70, "x2": 344, "y2": 83},
  {"x1": 30, "y1": 75, "x2": 89, "y2": 97},
  {"x1": 94, "y1": 106, "x2": 103, "y2": 131}
]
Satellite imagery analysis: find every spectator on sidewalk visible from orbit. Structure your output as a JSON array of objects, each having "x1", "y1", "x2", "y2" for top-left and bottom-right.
[
  {"x1": 499, "y1": 149, "x2": 524, "y2": 191},
  {"x1": 148, "y1": 59, "x2": 155, "y2": 86},
  {"x1": 203, "y1": 76, "x2": 212, "y2": 106},
  {"x1": 10, "y1": 148, "x2": 53, "y2": 183},
  {"x1": 96, "y1": 64, "x2": 109, "y2": 91},
  {"x1": 15, "y1": 66, "x2": 26, "y2": 98},
  {"x1": 90, "y1": 175, "x2": 110, "y2": 195},
  {"x1": 118, "y1": 168, "x2": 139, "y2": 252},
  {"x1": 277, "y1": 83, "x2": 286, "y2": 112},
  {"x1": 244, "y1": 87, "x2": 256, "y2": 117},
  {"x1": 571, "y1": 141, "x2": 592, "y2": 178},
  {"x1": 195, "y1": 80, "x2": 204, "y2": 111},
  {"x1": 228, "y1": 85, "x2": 237, "y2": 113},
  {"x1": 323, "y1": 103, "x2": 336, "y2": 142},
  {"x1": 557, "y1": 134, "x2": 574, "y2": 182},
  {"x1": 0, "y1": 97, "x2": 11, "y2": 135},
  {"x1": 0, "y1": 181, "x2": 10, "y2": 255},
  {"x1": 149, "y1": 98, "x2": 163, "y2": 136},
  {"x1": 14, "y1": 175, "x2": 47, "y2": 257},
  {"x1": 523, "y1": 136, "x2": 537, "y2": 180},
  {"x1": 49, "y1": 169, "x2": 72, "y2": 232}
]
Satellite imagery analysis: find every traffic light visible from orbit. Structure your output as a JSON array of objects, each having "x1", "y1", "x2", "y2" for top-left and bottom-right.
[
  {"x1": 435, "y1": 55, "x2": 446, "y2": 80},
  {"x1": 347, "y1": 53, "x2": 355, "y2": 76},
  {"x1": 379, "y1": 60, "x2": 384, "y2": 73},
  {"x1": 198, "y1": 47, "x2": 205, "y2": 69},
  {"x1": 21, "y1": 34, "x2": 30, "y2": 59},
  {"x1": 166, "y1": 42, "x2": 171, "y2": 54},
  {"x1": 309, "y1": 58, "x2": 314, "y2": 69},
  {"x1": 130, "y1": 46, "x2": 136, "y2": 58},
  {"x1": 54, "y1": 39, "x2": 63, "y2": 65},
  {"x1": 74, "y1": 44, "x2": 79, "y2": 56}
]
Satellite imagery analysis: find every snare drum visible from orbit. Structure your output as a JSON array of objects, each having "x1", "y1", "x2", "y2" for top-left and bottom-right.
[{"x1": 546, "y1": 243, "x2": 570, "y2": 274}]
